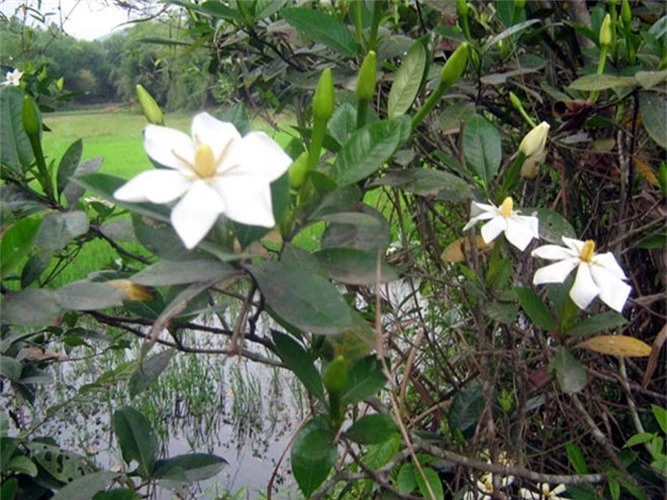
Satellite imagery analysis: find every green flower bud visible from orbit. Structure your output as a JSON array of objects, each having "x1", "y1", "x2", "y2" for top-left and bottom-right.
[
  {"x1": 356, "y1": 50, "x2": 377, "y2": 101},
  {"x1": 509, "y1": 91, "x2": 523, "y2": 111},
  {"x1": 313, "y1": 68, "x2": 334, "y2": 122},
  {"x1": 621, "y1": 0, "x2": 631, "y2": 27},
  {"x1": 599, "y1": 13, "x2": 613, "y2": 47},
  {"x1": 514, "y1": 0, "x2": 526, "y2": 10},
  {"x1": 22, "y1": 94, "x2": 41, "y2": 137},
  {"x1": 323, "y1": 355, "x2": 347, "y2": 394},
  {"x1": 136, "y1": 84, "x2": 164, "y2": 125},
  {"x1": 519, "y1": 121, "x2": 550, "y2": 157},
  {"x1": 288, "y1": 151, "x2": 309, "y2": 189},
  {"x1": 440, "y1": 42, "x2": 469, "y2": 88},
  {"x1": 456, "y1": 0, "x2": 468, "y2": 18}
]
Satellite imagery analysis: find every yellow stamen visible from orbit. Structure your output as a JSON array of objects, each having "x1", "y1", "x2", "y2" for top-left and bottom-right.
[
  {"x1": 193, "y1": 144, "x2": 217, "y2": 179},
  {"x1": 580, "y1": 240, "x2": 596, "y2": 262},
  {"x1": 500, "y1": 197, "x2": 514, "y2": 217}
]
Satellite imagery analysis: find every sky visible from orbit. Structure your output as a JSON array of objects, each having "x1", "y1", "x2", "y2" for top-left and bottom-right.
[{"x1": 1, "y1": 0, "x2": 135, "y2": 40}]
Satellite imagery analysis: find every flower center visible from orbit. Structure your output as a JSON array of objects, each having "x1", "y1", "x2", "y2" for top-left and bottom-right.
[
  {"x1": 193, "y1": 144, "x2": 217, "y2": 179},
  {"x1": 500, "y1": 197, "x2": 514, "y2": 217},
  {"x1": 580, "y1": 239, "x2": 596, "y2": 262}
]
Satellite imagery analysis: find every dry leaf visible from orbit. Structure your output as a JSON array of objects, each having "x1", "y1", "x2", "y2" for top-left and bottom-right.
[
  {"x1": 441, "y1": 235, "x2": 492, "y2": 263},
  {"x1": 19, "y1": 347, "x2": 69, "y2": 362},
  {"x1": 643, "y1": 324, "x2": 667, "y2": 388},
  {"x1": 576, "y1": 335, "x2": 652, "y2": 357},
  {"x1": 634, "y1": 158, "x2": 659, "y2": 187}
]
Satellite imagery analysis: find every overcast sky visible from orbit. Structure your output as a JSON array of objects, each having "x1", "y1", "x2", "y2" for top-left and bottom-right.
[{"x1": 1, "y1": 0, "x2": 134, "y2": 40}]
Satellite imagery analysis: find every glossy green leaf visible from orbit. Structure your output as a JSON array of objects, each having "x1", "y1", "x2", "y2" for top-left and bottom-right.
[
  {"x1": 250, "y1": 261, "x2": 353, "y2": 335},
  {"x1": 652, "y1": 404, "x2": 667, "y2": 435},
  {"x1": 131, "y1": 213, "x2": 198, "y2": 261},
  {"x1": 138, "y1": 36, "x2": 190, "y2": 46},
  {"x1": 0, "y1": 86, "x2": 33, "y2": 172},
  {"x1": 635, "y1": 70, "x2": 667, "y2": 90},
  {"x1": 625, "y1": 432, "x2": 656, "y2": 448},
  {"x1": 397, "y1": 463, "x2": 417, "y2": 494},
  {"x1": 57, "y1": 281, "x2": 125, "y2": 311},
  {"x1": 328, "y1": 103, "x2": 357, "y2": 147},
  {"x1": 56, "y1": 139, "x2": 83, "y2": 198},
  {"x1": 152, "y1": 453, "x2": 227, "y2": 481},
  {"x1": 6, "y1": 455, "x2": 38, "y2": 477},
  {"x1": 566, "y1": 312, "x2": 627, "y2": 337},
  {"x1": 34, "y1": 211, "x2": 89, "y2": 252},
  {"x1": 345, "y1": 414, "x2": 397, "y2": 444},
  {"x1": 639, "y1": 91, "x2": 667, "y2": 149},
  {"x1": 566, "y1": 442, "x2": 589, "y2": 474},
  {"x1": 314, "y1": 248, "x2": 397, "y2": 285},
  {"x1": 568, "y1": 74, "x2": 635, "y2": 91},
  {"x1": 1, "y1": 437, "x2": 18, "y2": 469},
  {"x1": 0, "y1": 477, "x2": 17, "y2": 500},
  {"x1": 388, "y1": 41, "x2": 427, "y2": 118},
  {"x1": 448, "y1": 382, "x2": 485, "y2": 437},
  {"x1": 20, "y1": 250, "x2": 52, "y2": 288},
  {"x1": 485, "y1": 19, "x2": 539, "y2": 47},
  {"x1": 549, "y1": 348, "x2": 587, "y2": 394},
  {"x1": 62, "y1": 157, "x2": 103, "y2": 208},
  {"x1": 272, "y1": 330, "x2": 325, "y2": 402},
  {"x1": 113, "y1": 406, "x2": 158, "y2": 477},
  {"x1": 362, "y1": 432, "x2": 401, "y2": 469},
  {"x1": 514, "y1": 286, "x2": 556, "y2": 331},
  {"x1": 531, "y1": 208, "x2": 577, "y2": 244},
  {"x1": 132, "y1": 259, "x2": 236, "y2": 287},
  {"x1": 340, "y1": 355, "x2": 386, "y2": 405},
  {"x1": 463, "y1": 115, "x2": 501, "y2": 187},
  {"x1": 321, "y1": 205, "x2": 390, "y2": 252},
  {"x1": 91, "y1": 489, "x2": 141, "y2": 500},
  {"x1": 331, "y1": 117, "x2": 411, "y2": 186},
  {"x1": 219, "y1": 102, "x2": 251, "y2": 138},
  {"x1": 415, "y1": 467, "x2": 444, "y2": 500},
  {"x1": 26, "y1": 441, "x2": 96, "y2": 483},
  {"x1": 1, "y1": 289, "x2": 62, "y2": 326},
  {"x1": 129, "y1": 349, "x2": 175, "y2": 398},
  {"x1": 0, "y1": 213, "x2": 42, "y2": 277},
  {"x1": 291, "y1": 416, "x2": 337, "y2": 498},
  {"x1": 370, "y1": 168, "x2": 474, "y2": 201},
  {"x1": 52, "y1": 471, "x2": 118, "y2": 500},
  {"x1": 282, "y1": 8, "x2": 357, "y2": 57},
  {"x1": 0, "y1": 356, "x2": 22, "y2": 381}
]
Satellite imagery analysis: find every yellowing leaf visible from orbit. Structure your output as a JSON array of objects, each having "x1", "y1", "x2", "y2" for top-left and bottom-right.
[
  {"x1": 107, "y1": 279, "x2": 155, "y2": 302},
  {"x1": 441, "y1": 236, "x2": 492, "y2": 263},
  {"x1": 634, "y1": 158, "x2": 659, "y2": 187},
  {"x1": 576, "y1": 335, "x2": 652, "y2": 357}
]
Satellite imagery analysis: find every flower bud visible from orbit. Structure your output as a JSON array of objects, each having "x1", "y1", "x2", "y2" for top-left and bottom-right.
[
  {"x1": 509, "y1": 91, "x2": 523, "y2": 112},
  {"x1": 136, "y1": 84, "x2": 164, "y2": 125},
  {"x1": 514, "y1": 0, "x2": 526, "y2": 10},
  {"x1": 621, "y1": 0, "x2": 631, "y2": 27},
  {"x1": 599, "y1": 13, "x2": 613, "y2": 47},
  {"x1": 520, "y1": 150, "x2": 547, "y2": 180},
  {"x1": 519, "y1": 121, "x2": 550, "y2": 158},
  {"x1": 356, "y1": 50, "x2": 377, "y2": 101},
  {"x1": 323, "y1": 355, "x2": 347, "y2": 394},
  {"x1": 288, "y1": 151, "x2": 309, "y2": 189},
  {"x1": 456, "y1": 0, "x2": 468, "y2": 18},
  {"x1": 22, "y1": 94, "x2": 41, "y2": 137},
  {"x1": 440, "y1": 42, "x2": 469, "y2": 88},
  {"x1": 313, "y1": 68, "x2": 334, "y2": 122}
]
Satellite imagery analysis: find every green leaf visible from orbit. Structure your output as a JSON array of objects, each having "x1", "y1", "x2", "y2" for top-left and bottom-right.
[
  {"x1": 314, "y1": 248, "x2": 397, "y2": 285},
  {"x1": 21, "y1": 250, "x2": 52, "y2": 288},
  {"x1": 362, "y1": 432, "x2": 400, "y2": 469},
  {"x1": 132, "y1": 259, "x2": 236, "y2": 287},
  {"x1": 0, "y1": 357, "x2": 22, "y2": 381},
  {"x1": 92, "y1": 489, "x2": 141, "y2": 500},
  {"x1": 129, "y1": 349, "x2": 174, "y2": 398},
  {"x1": 250, "y1": 261, "x2": 353, "y2": 335},
  {"x1": 370, "y1": 168, "x2": 474, "y2": 201},
  {"x1": 448, "y1": 382, "x2": 485, "y2": 437},
  {"x1": 397, "y1": 463, "x2": 417, "y2": 494},
  {"x1": 152, "y1": 453, "x2": 227, "y2": 481},
  {"x1": 566, "y1": 442, "x2": 589, "y2": 474},
  {"x1": 549, "y1": 348, "x2": 587, "y2": 393},
  {"x1": 56, "y1": 139, "x2": 83, "y2": 198},
  {"x1": 113, "y1": 406, "x2": 158, "y2": 477},
  {"x1": 568, "y1": 74, "x2": 635, "y2": 91},
  {"x1": 0, "y1": 86, "x2": 33, "y2": 171},
  {"x1": 639, "y1": 91, "x2": 667, "y2": 149},
  {"x1": 328, "y1": 103, "x2": 357, "y2": 147},
  {"x1": 0, "y1": 477, "x2": 17, "y2": 500},
  {"x1": 199, "y1": 0, "x2": 244, "y2": 23},
  {"x1": 26, "y1": 442, "x2": 96, "y2": 483},
  {"x1": 415, "y1": 467, "x2": 444, "y2": 500},
  {"x1": 463, "y1": 115, "x2": 502, "y2": 187},
  {"x1": 566, "y1": 312, "x2": 628, "y2": 337},
  {"x1": 321, "y1": 205, "x2": 390, "y2": 252},
  {"x1": 652, "y1": 404, "x2": 667, "y2": 435},
  {"x1": 625, "y1": 432, "x2": 656, "y2": 448},
  {"x1": 282, "y1": 7, "x2": 357, "y2": 57},
  {"x1": 34, "y1": 211, "x2": 89, "y2": 252},
  {"x1": 6, "y1": 455, "x2": 38, "y2": 477},
  {"x1": 1, "y1": 437, "x2": 18, "y2": 470},
  {"x1": 218, "y1": 102, "x2": 251, "y2": 137},
  {"x1": 57, "y1": 281, "x2": 125, "y2": 311},
  {"x1": 340, "y1": 355, "x2": 386, "y2": 405},
  {"x1": 1, "y1": 289, "x2": 61, "y2": 326},
  {"x1": 52, "y1": 471, "x2": 118, "y2": 500},
  {"x1": 514, "y1": 286, "x2": 556, "y2": 331},
  {"x1": 0, "y1": 213, "x2": 42, "y2": 277},
  {"x1": 531, "y1": 208, "x2": 577, "y2": 244},
  {"x1": 388, "y1": 41, "x2": 427, "y2": 118},
  {"x1": 345, "y1": 414, "x2": 397, "y2": 444},
  {"x1": 291, "y1": 417, "x2": 337, "y2": 498},
  {"x1": 485, "y1": 19, "x2": 539, "y2": 47},
  {"x1": 131, "y1": 213, "x2": 198, "y2": 261},
  {"x1": 272, "y1": 330, "x2": 325, "y2": 402},
  {"x1": 62, "y1": 157, "x2": 103, "y2": 207},
  {"x1": 331, "y1": 116, "x2": 412, "y2": 186},
  {"x1": 634, "y1": 70, "x2": 667, "y2": 90},
  {"x1": 138, "y1": 36, "x2": 190, "y2": 46}
]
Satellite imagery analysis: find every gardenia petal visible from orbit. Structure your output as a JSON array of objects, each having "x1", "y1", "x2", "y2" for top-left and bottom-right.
[
  {"x1": 591, "y1": 264, "x2": 631, "y2": 312},
  {"x1": 561, "y1": 236, "x2": 585, "y2": 255},
  {"x1": 569, "y1": 263, "x2": 599, "y2": 310},
  {"x1": 593, "y1": 252, "x2": 628, "y2": 281},
  {"x1": 224, "y1": 131, "x2": 293, "y2": 181},
  {"x1": 533, "y1": 258, "x2": 579, "y2": 285},
  {"x1": 505, "y1": 216, "x2": 539, "y2": 251},
  {"x1": 531, "y1": 244, "x2": 578, "y2": 261},
  {"x1": 462, "y1": 210, "x2": 495, "y2": 231},
  {"x1": 191, "y1": 112, "x2": 241, "y2": 159},
  {"x1": 144, "y1": 124, "x2": 195, "y2": 172},
  {"x1": 171, "y1": 181, "x2": 226, "y2": 249},
  {"x1": 480, "y1": 216, "x2": 507, "y2": 244},
  {"x1": 212, "y1": 176, "x2": 275, "y2": 227},
  {"x1": 114, "y1": 170, "x2": 191, "y2": 204}
]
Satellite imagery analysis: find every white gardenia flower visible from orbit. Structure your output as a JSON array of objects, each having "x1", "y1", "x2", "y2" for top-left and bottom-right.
[
  {"x1": 532, "y1": 237, "x2": 632, "y2": 312},
  {"x1": 3, "y1": 69, "x2": 23, "y2": 86},
  {"x1": 519, "y1": 121, "x2": 550, "y2": 158},
  {"x1": 462, "y1": 196, "x2": 539, "y2": 251},
  {"x1": 519, "y1": 483, "x2": 568, "y2": 499},
  {"x1": 463, "y1": 473, "x2": 514, "y2": 500},
  {"x1": 114, "y1": 112, "x2": 292, "y2": 249}
]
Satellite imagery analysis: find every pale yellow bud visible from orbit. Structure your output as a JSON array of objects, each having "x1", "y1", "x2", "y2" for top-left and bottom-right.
[{"x1": 519, "y1": 121, "x2": 550, "y2": 158}]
